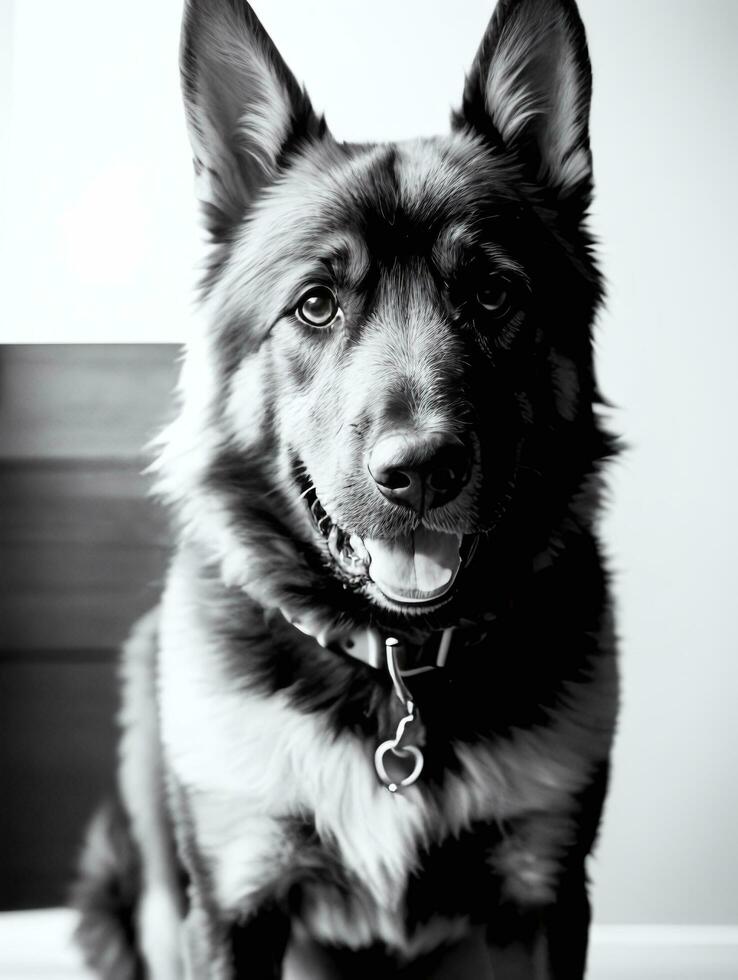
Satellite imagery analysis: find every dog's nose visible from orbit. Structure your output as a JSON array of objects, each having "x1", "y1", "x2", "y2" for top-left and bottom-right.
[{"x1": 367, "y1": 431, "x2": 471, "y2": 513}]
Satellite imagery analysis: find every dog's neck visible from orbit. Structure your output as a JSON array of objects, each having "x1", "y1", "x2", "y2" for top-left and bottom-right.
[
  {"x1": 272, "y1": 532, "x2": 561, "y2": 682},
  {"x1": 281, "y1": 608, "x2": 493, "y2": 680}
]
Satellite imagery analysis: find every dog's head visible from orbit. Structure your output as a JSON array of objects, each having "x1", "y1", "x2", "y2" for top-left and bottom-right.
[{"x1": 157, "y1": 0, "x2": 611, "y2": 632}]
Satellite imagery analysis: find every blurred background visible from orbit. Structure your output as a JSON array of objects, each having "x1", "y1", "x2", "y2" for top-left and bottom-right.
[{"x1": 1, "y1": 0, "x2": 737, "y2": 976}]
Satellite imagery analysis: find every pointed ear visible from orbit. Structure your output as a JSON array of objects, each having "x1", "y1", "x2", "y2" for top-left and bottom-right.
[
  {"x1": 454, "y1": 0, "x2": 593, "y2": 204},
  {"x1": 181, "y1": 0, "x2": 326, "y2": 238}
]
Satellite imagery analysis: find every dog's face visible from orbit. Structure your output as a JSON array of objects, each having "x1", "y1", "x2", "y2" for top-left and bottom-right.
[{"x1": 161, "y1": 0, "x2": 607, "y2": 628}]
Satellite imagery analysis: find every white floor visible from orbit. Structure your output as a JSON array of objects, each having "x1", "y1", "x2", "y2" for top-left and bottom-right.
[
  {"x1": 0, "y1": 910, "x2": 93, "y2": 979},
  {"x1": 2, "y1": 911, "x2": 737, "y2": 979},
  {"x1": 588, "y1": 925, "x2": 738, "y2": 980}
]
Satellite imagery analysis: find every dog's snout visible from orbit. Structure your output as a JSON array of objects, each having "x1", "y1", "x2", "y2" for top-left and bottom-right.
[{"x1": 367, "y1": 431, "x2": 471, "y2": 513}]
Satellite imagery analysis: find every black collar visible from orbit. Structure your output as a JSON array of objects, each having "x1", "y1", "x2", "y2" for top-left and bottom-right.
[{"x1": 287, "y1": 615, "x2": 493, "y2": 688}]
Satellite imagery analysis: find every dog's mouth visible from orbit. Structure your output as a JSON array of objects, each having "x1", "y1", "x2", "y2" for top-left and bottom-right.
[{"x1": 299, "y1": 474, "x2": 472, "y2": 608}]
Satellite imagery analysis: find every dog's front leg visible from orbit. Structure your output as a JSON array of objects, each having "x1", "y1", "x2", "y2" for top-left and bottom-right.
[
  {"x1": 181, "y1": 896, "x2": 233, "y2": 980},
  {"x1": 486, "y1": 914, "x2": 548, "y2": 980},
  {"x1": 180, "y1": 880, "x2": 291, "y2": 979},
  {"x1": 486, "y1": 756, "x2": 609, "y2": 979},
  {"x1": 485, "y1": 858, "x2": 592, "y2": 980},
  {"x1": 540, "y1": 861, "x2": 591, "y2": 980},
  {"x1": 169, "y1": 780, "x2": 293, "y2": 979},
  {"x1": 229, "y1": 903, "x2": 292, "y2": 980}
]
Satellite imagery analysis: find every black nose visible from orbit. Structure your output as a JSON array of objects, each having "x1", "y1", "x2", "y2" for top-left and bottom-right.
[{"x1": 367, "y1": 431, "x2": 472, "y2": 513}]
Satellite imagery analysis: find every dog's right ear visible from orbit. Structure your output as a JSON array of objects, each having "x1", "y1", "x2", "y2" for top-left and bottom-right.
[
  {"x1": 181, "y1": 0, "x2": 325, "y2": 238},
  {"x1": 454, "y1": 0, "x2": 593, "y2": 207}
]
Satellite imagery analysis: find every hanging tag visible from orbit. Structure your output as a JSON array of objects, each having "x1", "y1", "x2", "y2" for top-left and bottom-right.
[
  {"x1": 374, "y1": 739, "x2": 424, "y2": 793},
  {"x1": 374, "y1": 639, "x2": 425, "y2": 793}
]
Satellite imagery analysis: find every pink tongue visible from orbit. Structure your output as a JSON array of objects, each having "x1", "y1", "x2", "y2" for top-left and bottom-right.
[{"x1": 363, "y1": 529, "x2": 462, "y2": 603}]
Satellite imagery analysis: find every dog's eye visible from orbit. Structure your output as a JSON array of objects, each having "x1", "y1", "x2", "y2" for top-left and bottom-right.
[
  {"x1": 296, "y1": 287, "x2": 340, "y2": 328},
  {"x1": 476, "y1": 276, "x2": 511, "y2": 317}
]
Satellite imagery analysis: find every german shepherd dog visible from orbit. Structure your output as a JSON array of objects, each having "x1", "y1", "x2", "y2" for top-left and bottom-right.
[{"x1": 74, "y1": 0, "x2": 619, "y2": 977}]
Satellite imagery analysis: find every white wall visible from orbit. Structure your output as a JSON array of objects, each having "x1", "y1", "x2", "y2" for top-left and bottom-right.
[
  {"x1": 2, "y1": 0, "x2": 737, "y2": 928},
  {"x1": 581, "y1": 0, "x2": 738, "y2": 927}
]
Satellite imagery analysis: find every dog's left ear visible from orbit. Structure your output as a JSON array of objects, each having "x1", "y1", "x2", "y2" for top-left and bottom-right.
[
  {"x1": 454, "y1": 0, "x2": 593, "y2": 206},
  {"x1": 180, "y1": 0, "x2": 326, "y2": 238}
]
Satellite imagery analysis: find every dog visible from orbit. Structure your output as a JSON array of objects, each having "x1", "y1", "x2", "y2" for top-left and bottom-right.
[{"x1": 73, "y1": 0, "x2": 619, "y2": 976}]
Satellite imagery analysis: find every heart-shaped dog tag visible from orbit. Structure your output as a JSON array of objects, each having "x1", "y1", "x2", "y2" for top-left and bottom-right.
[{"x1": 374, "y1": 740, "x2": 424, "y2": 793}]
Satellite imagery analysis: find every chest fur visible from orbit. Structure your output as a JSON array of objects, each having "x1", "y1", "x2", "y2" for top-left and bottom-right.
[
  {"x1": 156, "y1": 566, "x2": 614, "y2": 948},
  {"x1": 162, "y1": 654, "x2": 590, "y2": 900}
]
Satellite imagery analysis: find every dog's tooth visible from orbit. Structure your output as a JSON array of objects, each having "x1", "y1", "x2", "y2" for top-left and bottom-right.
[
  {"x1": 349, "y1": 533, "x2": 369, "y2": 562},
  {"x1": 318, "y1": 514, "x2": 332, "y2": 534},
  {"x1": 327, "y1": 524, "x2": 342, "y2": 561}
]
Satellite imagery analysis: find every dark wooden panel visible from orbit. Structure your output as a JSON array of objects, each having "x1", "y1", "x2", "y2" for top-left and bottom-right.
[
  {"x1": 0, "y1": 652, "x2": 119, "y2": 910},
  {"x1": 0, "y1": 461, "x2": 169, "y2": 650},
  {"x1": 0, "y1": 344, "x2": 178, "y2": 908},
  {"x1": 0, "y1": 460, "x2": 167, "y2": 545},
  {"x1": 0, "y1": 344, "x2": 179, "y2": 459}
]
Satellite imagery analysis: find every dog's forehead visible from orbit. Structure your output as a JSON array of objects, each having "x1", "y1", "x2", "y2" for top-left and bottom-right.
[
  {"x1": 251, "y1": 133, "x2": 517, "y2": 260},
  {"x1": 324, "y1": 134, "x2": 514, "y2": 242},
  {"x1": 219, "y1": 134, "x2": 521, "y2": 325}
]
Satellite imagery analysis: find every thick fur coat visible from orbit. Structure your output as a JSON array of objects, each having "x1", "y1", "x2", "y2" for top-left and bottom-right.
[{"x1": 74, "y1": 1, "x2": 619, "y2": 977}]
